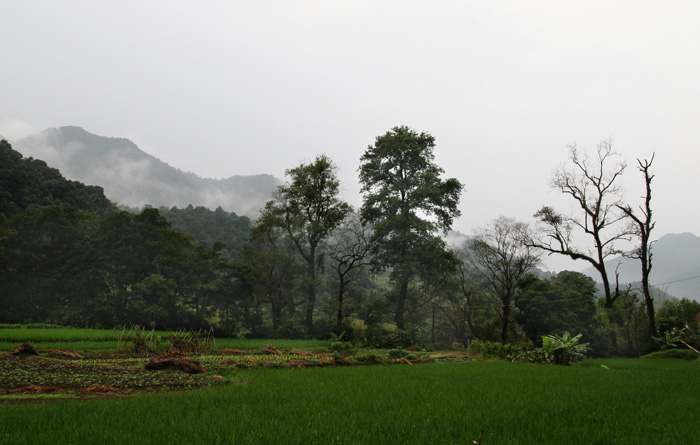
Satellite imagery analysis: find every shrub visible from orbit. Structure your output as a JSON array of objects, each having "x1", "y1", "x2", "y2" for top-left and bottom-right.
[
  {"x1": 388, "y1": 348, "x2": 417, "y2": 360},
  {"x1": 642, "y1": 349, "x2": 699, "y2": 360},
  {"x1": 329, "y1": 331, "x2": 355, "y2": 355},
  {"x1": 468, "y1": 340, "x2": 521, "y2": 359}
]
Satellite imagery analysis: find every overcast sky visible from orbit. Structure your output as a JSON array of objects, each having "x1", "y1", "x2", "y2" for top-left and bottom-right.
[{"x1": 2, "y1": 1, "x2": 699, "y2": 272}]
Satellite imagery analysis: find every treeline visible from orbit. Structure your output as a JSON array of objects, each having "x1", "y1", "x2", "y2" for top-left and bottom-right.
[{"x1": 1, "y1": 133, "x2": 699, "y2": 357}]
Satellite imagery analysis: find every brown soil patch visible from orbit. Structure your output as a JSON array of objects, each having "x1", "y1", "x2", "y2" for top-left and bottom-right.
[
  {"x1": 259, "y1": 344, "x2": 282, "y2": 355},
  {"x1": 9, "y1": 385, "x2": 63, "y2": 395},
  {"x1": 8, "y1": 343, "x2": 39, "y2": 356},
  {"x1": 80, "y1": 386, "x2": 118, "y2": 393},
  {"x1": 220, "y1": 348, "x2": 247, "y2": 355},
  {"x1": 44, "y1": 349, "x2": 84, "y2": 359}
]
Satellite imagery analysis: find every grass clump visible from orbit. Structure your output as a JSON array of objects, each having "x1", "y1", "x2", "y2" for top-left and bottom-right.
[{"x1": 642, "y1": 349, "x2": 699, "y2": 360}]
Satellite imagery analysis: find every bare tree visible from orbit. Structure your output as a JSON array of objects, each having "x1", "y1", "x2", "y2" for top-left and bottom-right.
[
  {"x1": 617, "y1": 154, "x2": 657, "y2": 337},
  {"x1": 466, "y1": 216, "x2": 540, "y2": 344},
  {"x1": 326, "y1": 212, "x2": 372, "y2": 333},
  {"x1": 530, "y1": 139, "x2": 630, "y2": 308}
]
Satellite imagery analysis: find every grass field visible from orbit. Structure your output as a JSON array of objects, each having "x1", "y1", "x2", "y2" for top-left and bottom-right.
[
  {"x1": 1, "y1": 327, "x2": 698, "y2": 444},
  {"x1": 1, "y1": 358, "x2": 698, "y2": 444},
  {"x1": 0, "y1": 326, "x2": 331, "y2": 353}
]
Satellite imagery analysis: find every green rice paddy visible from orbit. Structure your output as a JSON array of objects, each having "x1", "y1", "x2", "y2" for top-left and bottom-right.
[{"x1": 1, "y1": 327, "x2": 698, "y2": 444}]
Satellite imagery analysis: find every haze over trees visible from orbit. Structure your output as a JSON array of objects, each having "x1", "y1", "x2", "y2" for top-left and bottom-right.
[
  {"x1": 1, "y1": 130, "x2": 698, "y2": 358},
  {"x1": 12, "y1": 126, "x2": 280, "y2": 218}
]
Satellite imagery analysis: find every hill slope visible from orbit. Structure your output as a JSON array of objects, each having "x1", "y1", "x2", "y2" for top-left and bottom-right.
[
  {"x1": 12, "y1": 127, "x2": 280, "y2": 218},
  {"x1": 0, "y1": 139, "x2": 113, "y2": 219},
  {"x1": 581, "y1": 232, "x2": 700, "y2": 301}
]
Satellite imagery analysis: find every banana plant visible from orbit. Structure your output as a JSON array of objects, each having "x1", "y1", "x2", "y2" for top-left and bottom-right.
[
  {"x1": 541, "y1": 332, "x2": 590, "y2": 365},
  {"x1": 651, "y1": 331, "x2": 682, "y2": 350}
]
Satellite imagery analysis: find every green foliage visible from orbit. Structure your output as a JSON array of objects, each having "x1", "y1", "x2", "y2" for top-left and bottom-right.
[
  {"x1": 651, "y1": 330, "x2": 683, "y2": 350},
  {"x1": 0, "y1": 139, "x2": 114, "y2": 221},
  {"x1": 4, "y1": 360, "x2": 700, "y2": 443},
  {"x1": 329, "y1": 331, "x2": 355, "y2": 355},
  {"x1": 359, "y1": 126, "x2": 463, "y2": 329},
  {"x1": 362, "y1": 328, "x2": 419, "y2": 349},
  {"x1": 468, "y1": 339, "x2": 522, "y2": 359},
  {"x1": 254, "y1": 155, "x2": 351, "y2": 335},
  {"x1": 516, "y1": 271, "x2": 598, "y2": 344},
  {"x1": 642, "y1": 349, "x2": 699, "y2": 360},
  {"x1": 158, "y1": 205, "x2": 251, "y2": 259},
  {"x1": 387, "y1": 348, "x2": 416, "y2": 360},
  {"x1": 541, "y1": 332, "x2": 590, "y2": 365}
]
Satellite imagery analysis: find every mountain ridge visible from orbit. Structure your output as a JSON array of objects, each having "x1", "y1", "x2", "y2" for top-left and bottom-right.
[
  {"x1": 581, "y1": 232, "x2": 700, "y2": 301},
  {"x1": 12, "y1": 126, "x2": 281, "y2": 218}
]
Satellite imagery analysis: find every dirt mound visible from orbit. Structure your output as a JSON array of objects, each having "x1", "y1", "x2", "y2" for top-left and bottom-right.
[
  {"x1": 260, "y1": 344, "x2": 282, "y2": 355},
  {"x1": 43, "y1": 348, "x2": 84, "y2": 359},
  {"x1": 144, "y1": 355, "x2": 206, "y2": 374},
  {"x1": 80, "y1": 386, "x2": 118, "y2": 393},
  {"x1": 289, "y1": 348, "x2": 313, "y2": 356},
  {"x1": 221, "y1": 348, "x2": 247, "y2": 355},
  {"x1": 8, "y1": 343, "x2": 39, "y2": 356},
  {"x1": 8, "y1": 385, "x2": 62, "y2": 394}
]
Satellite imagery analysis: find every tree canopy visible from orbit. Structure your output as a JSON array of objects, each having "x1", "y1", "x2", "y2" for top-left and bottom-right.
[{"x1": 359, "y1": 126, "x2": 463, "y2": 330}]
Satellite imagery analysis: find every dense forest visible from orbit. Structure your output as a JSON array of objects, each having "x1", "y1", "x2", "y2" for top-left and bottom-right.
[{"x1": 1, "y1": 133, "x2": 699, "y2": 356}]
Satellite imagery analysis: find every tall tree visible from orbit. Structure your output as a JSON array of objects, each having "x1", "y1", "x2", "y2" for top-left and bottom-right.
[
  {"x1": 529, "y1": 139, "x2": 629, "y2": 309},
  {"x1": 326, "y1": 212, "x2": 372, "y2": 333},
  {"x1": 466, "y1": 216, "x2": 540, "y2": 344},
  {"x1": 259, "y1": 155, "x2": 351, "y2": 334},
  {"x1": 617, "y1": 154, "x2": 657, "y2": 337},
  {"x1": 359, "y1": 125, "x2": 463, "y2": 330}
]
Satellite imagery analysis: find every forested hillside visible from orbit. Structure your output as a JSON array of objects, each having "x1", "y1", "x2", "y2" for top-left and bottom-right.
[
  {"x1": 0, "y1": 139, "x2": 114, "y2": 220},
  {"x1": 158, "y1": 205, "x2": 251, "y2": 259},
  {"x1": 0, "y1": 140, "x2": 246, "y2": 331},
  {"x1": 13, "y1": 127, "x2": 280, "y2": 217}
]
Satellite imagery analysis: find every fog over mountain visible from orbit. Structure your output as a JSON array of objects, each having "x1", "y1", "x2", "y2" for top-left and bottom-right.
[
  {"x1": 12, "y1": 127, "x2": 281, "y2": 218},
  {"x1": 581, "y1": 232, "x2": 700, "y2": 301}
]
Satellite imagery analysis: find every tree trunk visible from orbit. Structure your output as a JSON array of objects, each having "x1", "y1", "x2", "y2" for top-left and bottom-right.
[
  {"x1": 305, "y1": 255, "x2": 316, "y2": 335},
  {"x1": 395, "y1": 279, "x2": 408, "y2": 330},
  {"x1": 336, "y1": 277, "x2": 346, "y2": 334},
  {"x1": 641, "y1": 263, "x2": 657, "y2": 338},
  {"x1": 500, "y1": 298, "x2": 511, "y2": 344}
]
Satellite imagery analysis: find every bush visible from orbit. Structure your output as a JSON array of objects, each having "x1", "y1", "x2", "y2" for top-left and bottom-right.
[
  {"x1": 349, "y1": 352, "x2": 382, "y2": 364},
  {"x1": 363, "y1": 328, "x2": 419, "y2": 349},
  {"x1": 388, "y1": 348, "x2": 416, "y2": 360},
  {"x1": 642, "y1": 349, "x2": 699, "y2": 360},
  {"x1": 329, "y1": 331, "x2": 356, "y2": 355},
  {"x1": 468, "y1": 339, "x2": 522, "y2": 359}
]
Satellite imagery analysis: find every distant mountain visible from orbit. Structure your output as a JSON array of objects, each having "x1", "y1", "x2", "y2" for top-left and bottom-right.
[
  {"x1": 12, "y1": 127, "x2": 281, "y2": 218},
  {"x1": 581, "y1": 233, "x2": 700, "y2": 301}
]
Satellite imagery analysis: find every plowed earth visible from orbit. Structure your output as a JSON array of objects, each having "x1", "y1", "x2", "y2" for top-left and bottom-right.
[{"x1": 1, "y1": 348, "x2": 466, "y2": 403}]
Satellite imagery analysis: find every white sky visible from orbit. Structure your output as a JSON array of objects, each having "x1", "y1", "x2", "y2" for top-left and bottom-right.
[{"x1": 2, "y1": 1, "x2": 699, "y2": 272}]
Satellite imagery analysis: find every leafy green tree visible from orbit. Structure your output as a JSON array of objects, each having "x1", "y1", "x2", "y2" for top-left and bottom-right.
[
  {"x1": 0, "y1": 206, "x2": 96, "y2": 323},
  {"x1": 242, "y1": 219, "x2": 304, "y2": 334},
  {"x1": 158, "y1": 205, "x2": 251, "y2": 259},
  {"x1": 258, "y1": 155, "x2": 350, "y2": 334},
  {"x1": 516, "y1": 271, "x2": 598, "y2": 344},
  {"x1": 359, "y1": 126, "x2": 463, "y2": 330}
]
